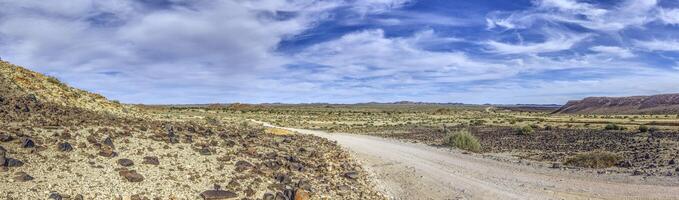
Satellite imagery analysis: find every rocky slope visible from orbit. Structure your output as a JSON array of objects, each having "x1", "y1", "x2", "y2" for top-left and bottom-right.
[
  {"x1": 0, "y1": 62, "x2": 384, "y2": 199},
  {"x1": 553, "y1": 93, "x2": 679, "y2": 114},
  {"x1": 0, "y1": 61, "x2": 139, "y2": 117}
]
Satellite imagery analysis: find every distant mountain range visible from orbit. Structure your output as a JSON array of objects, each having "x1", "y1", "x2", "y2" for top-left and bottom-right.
[{"x1": 553, "y1": 93, "x2": 679, "y2": 114}]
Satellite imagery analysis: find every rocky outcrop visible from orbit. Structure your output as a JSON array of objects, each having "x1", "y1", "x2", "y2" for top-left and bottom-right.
[{"x1": 553, "y1": 94, "x2": 679, "y2": 114}]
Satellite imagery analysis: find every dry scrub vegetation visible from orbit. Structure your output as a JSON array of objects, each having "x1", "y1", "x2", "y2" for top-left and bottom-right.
[{"x1": 153, "y1": 103, "x2": 679, "y2": 177}]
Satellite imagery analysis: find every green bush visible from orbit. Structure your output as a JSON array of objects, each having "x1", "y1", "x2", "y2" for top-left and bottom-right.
[
  {"x1": 444, "y1": 130, "x2": 481, "y2": 153},
  {"x1": 517, "y1": 125, "x2": 534, "y2": 135},
  {"x1": 638, "y1": 125, "x2": 648, "y2": 132},
  {"x1": 604, "y1": 123, "x2": 624, "y2": 130},
  {"x1": 565, "y1": 151, "x2": 622, "y2": 168}
]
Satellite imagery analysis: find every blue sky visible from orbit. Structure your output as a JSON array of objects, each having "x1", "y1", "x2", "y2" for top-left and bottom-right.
[{"x1": 1, "y1": 0, "x2": 679, "y2": 104}]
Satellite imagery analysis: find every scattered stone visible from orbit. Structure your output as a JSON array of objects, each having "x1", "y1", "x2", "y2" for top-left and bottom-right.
[
  {"x1": 20, "y1": 137, "x2": 35, "y2": 148},
  {"x1": 633, "y1": 170, "x2": 644, "y2": 176},
  {"x1": 6, "y1": 158, "x2": 24, "y2": 167},
  {"x1": 200, "y1": 147, "x2": 212, "y2": 155},
  {"x1": 58, "y1": 142, "x2": 73, "y2": 152},
  {"x1": 199, "y1": 190, "x2": 238, "y2": 199},
  {"x1": 119, "y1": 169, "x2": 144, "y2": 182},
  {"x1": 235, "y1": 160, "x2": 253, "y2": 172},
  {"x1": 551, "y1": 163, "x2": 562, "y2": 169},
  {"x1": 118, "y1": 158, "x2": 134, "y2": 167},
  {"x1": 13, "y1": 172, "x2": 33, "y2": 182},
  {"x1": 343, "y1": 171, "x2": 359, "y2": 179},
  {"x1": 103, "y1": 137, "x2": 114, "y2": 148},
  {"x1": 74, "y1": 195, "x2": 84, "y2": 200},
  {"x1": 294, "y1": 189, "x2": 310, "y2": 200},
  {"x1": 142, "y1": 156, "x2": 160, "y2": 165},
  {"x1": 0, "y1": 146, "x2": 6, "y2": 166},
  {"x1": 0, "y1": 134, "x2": 13, "y2": 142},
  {"x1": 98, "y1": 148, "x2": 117, "y2": 158},
  {"x1": 262, "y1": 193, "x2": 275, "y2": 200},
  {"x1": 618, "y1": 160, "x2": 632, "y2": 168},
  {"x1": 49, "y1": 192, "x2": 63, "y2": 200}
]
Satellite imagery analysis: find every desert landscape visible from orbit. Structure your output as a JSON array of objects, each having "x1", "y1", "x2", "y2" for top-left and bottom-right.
[
  {"x1": 3, "y1": 61, "x2": 679, "y2": 199},
  {"x1": 2, "y1": 0, "x2": 679, "y2": 199}
]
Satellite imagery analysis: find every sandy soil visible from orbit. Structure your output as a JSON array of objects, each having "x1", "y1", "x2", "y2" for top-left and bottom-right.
[{"x1": 260, "y1": 122, "x2": 679, "y2": 200}]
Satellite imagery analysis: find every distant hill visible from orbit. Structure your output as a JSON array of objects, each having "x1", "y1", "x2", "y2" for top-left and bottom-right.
[
  {"x1": 0, "y1": 61, "x2": 138, "y2": 116},
  {"x1": 553, "y1": 94, "x2": 679, "y2": 114}
]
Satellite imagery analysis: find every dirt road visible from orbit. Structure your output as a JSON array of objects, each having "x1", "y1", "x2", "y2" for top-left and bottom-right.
[{"x1": 258, "y1": 122, "x2": 679, "y2": 200}]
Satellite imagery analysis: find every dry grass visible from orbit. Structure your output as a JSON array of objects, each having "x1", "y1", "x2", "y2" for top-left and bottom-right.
[{"x1": 443, "y1": 130, "x2": 481, "y2": 153}]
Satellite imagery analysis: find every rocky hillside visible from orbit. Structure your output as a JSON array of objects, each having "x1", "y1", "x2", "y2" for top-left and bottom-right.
[
  {"x1": 0, "y1": 61, "x2": 138, "y2": 116},
  {"x1": 553, "y1": 94, "x2": 679, "y2": 114},
  {"x1": 0, "y1": 61, "x2": 384, "y2": 199}
]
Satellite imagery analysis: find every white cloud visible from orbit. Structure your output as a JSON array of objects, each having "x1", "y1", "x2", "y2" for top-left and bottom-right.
[
  {"x1": 487, "y1": 0, "x2": 659, "y2": 32},
  {"x1": 485, "y1": 30, "x2": 590, "y2": 54},
  {"x1": 635, "y1": 39, "x2": 679, "y2": 51},
  {"x1": 589, "y1": 46, "x2": 634, "y2": 58},
  {"x1": 294, "y1": 29, "x2": 510, "y2": 83},
  {"x1": 660, "y1": 8, "x2": 679, "y2": 25}
]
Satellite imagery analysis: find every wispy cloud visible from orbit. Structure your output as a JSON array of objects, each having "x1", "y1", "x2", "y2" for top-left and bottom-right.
[
  {"x1": 484, "y1": 30, "x2": 591, "y2": 54},
  {"x1": 635, "y1": 39, "x2": 679, "y2": 52},
  {"x1": 589, "y1": 46, "x2": 634, "y2": 58}
]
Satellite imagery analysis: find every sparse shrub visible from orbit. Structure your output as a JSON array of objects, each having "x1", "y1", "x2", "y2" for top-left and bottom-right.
[
  {"x1": 205, "y1": 116, "x2": 220, "y2": 125},
  {"x1": 517, "y1": 125, "x2": 534, "y2": 135},
  {"x1": 638, "y1": 125, "x2": 648, "y2": 133},
  {"x1": 565, "y1": 152, "x2": 622, "y2": 168},
  {"x1": 604, "y1": 123, "x2": 624, "y2": 130},
  {"x1": 443, "y1": 130, "x2": 481, "y2": 153}
]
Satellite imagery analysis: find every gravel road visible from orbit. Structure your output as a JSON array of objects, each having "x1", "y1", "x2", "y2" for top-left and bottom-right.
[{"x1": 259, "y1": 122, "x2": 679, "y2": 200}]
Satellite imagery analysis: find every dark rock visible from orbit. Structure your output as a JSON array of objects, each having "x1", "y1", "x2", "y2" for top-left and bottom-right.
[
  {"x1": 103, "y1": 137, "x2": 114, "y2": 148},
  {"x1": 633, "y1": 170, "x2": 644, "y2": 176},
  {"x1": 0, "y1": 134, "x2": 13, "y2": 142},
  {"x1": 551, "y1": 163, "x2": 562, "y2": 168},
  {"x1": 74, "y1": 195, "x2": 84, "y2": 200},
  {"x1": 49, "y1": 192, "x2": 63, "y2": 200},
  {"x1": 119, "y1": 169, "x2": 144, "y2": 182},
  {"x1": 6, "y1": 158, "x2": 24, "y2": 167},
  {"x1": 0, "y1": 146, "x2": 6, "y2": 166},
  {"x1": 117, "y1": 158, "x2": 134, "y2": 167},
  {"x1": 20, "y1": 137, "x2": 35, "y2": 148},
  {"x1": 288, "y1": 162, "x2": 304, "y2": 172},
  {"x1": 58, "y1": 142, "x2": 73, "y2": 152},
  {"x1": 618, "y1": 160, "x2": 632, "y2": 168},
  {"x1": 670, "y1": 159, "x2": 676, "y2": 165},
  {"x1": 199, "y1": 190, "x2": 238, "y2": 199},
  {"x1": 235, "y1": 160, "x2": 254, "y2": 172},
  {"x1": 343, "y1": 171, "x2": 359, "y2": 179},
  {"x1": 274, "y1": 191, "x2": 287, "y2": 200},
  {"x1": 262, "y1": 193, "x2": 275, "y2": 200},
  {"x1": 98, "y1": 148, "x2": 117, "y2": 158},
  {"x1": 200, "y1": 147, "x2": 212, "y2": 155},
  {"x1": 142, "y1": 156, "x2": 160, "y2": 165},
  {"x1": 14, "y1": 172, "x2": 33, "y2": 182}
]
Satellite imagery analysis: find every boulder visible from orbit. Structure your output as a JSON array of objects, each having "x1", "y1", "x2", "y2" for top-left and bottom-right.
[
  {"x1": 142, "y1": 156, "x2": 160, "y2": 165},
  {"x1": 20, "y1": 137, "x2": 35, "y2": 148},
  {"x1": 199, "y1": 190, "x2": 238, "y2": 199},
  {"x1": 117, "y1": 158, "x2": 134, "y2": 167},
  {"x1": 119, "y1": 169, "x2": 144, "y2": 182},
  {"x1": 58, "y1": 142, "x2": 73, "y2": 152}
]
